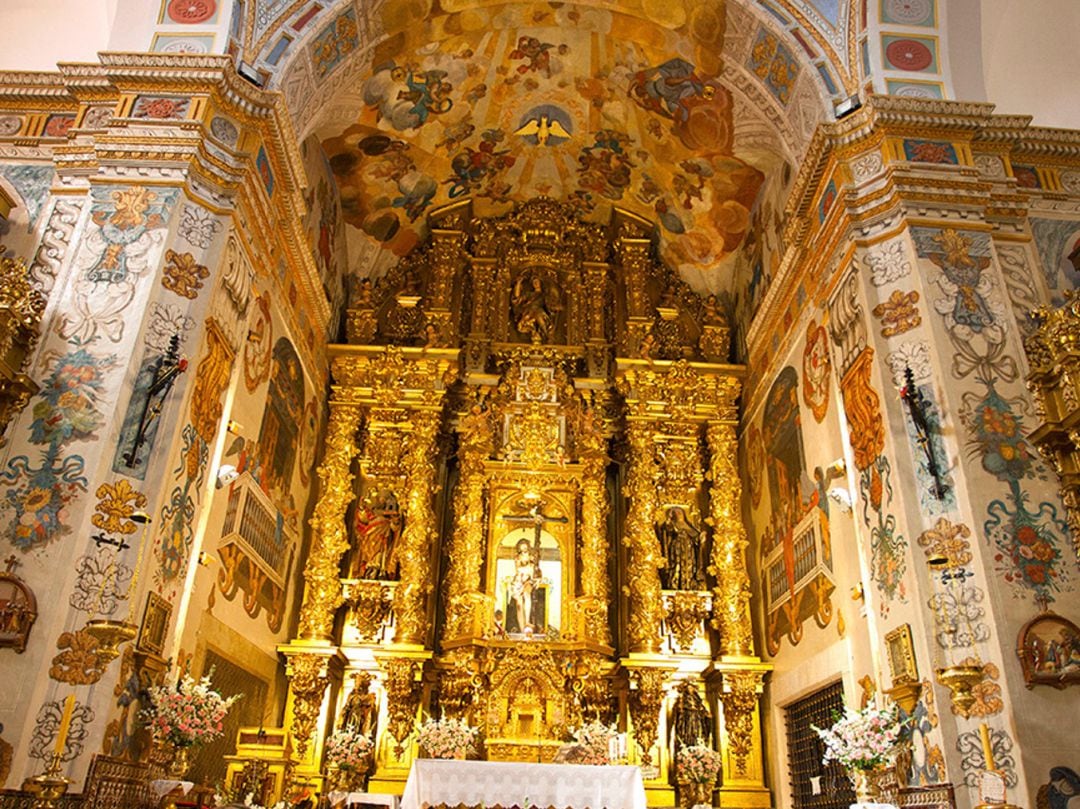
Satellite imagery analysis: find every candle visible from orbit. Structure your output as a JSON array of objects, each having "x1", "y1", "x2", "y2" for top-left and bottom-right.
[
  {"x1": 979, "y1": 722, "x2": 995, "y2": 771},
  {"x1": 54, "y1": 694, "x2": 75, "y2": 756}
]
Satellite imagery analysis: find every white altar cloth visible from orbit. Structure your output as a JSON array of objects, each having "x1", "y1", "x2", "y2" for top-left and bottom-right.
[{"x1": 400, "y1": 759, "x2": 647, "y2": 809}]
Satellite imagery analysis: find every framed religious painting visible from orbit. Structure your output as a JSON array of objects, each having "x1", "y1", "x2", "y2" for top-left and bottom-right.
[
  {"x1": 137, "y1": 591, "x2": 172, "y2": 656},
  {"x1": 885, "y1": 624, "x2": 918, "y2": 685},
  {"x1": 1016, "y1": 612, "x2": 1080, "y2": 689}
]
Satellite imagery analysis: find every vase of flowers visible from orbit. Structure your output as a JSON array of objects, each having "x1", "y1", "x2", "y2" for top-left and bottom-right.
[
  {"x1": 325, "y1": 729, "x2": 374, "y2": 791},
  {"x1": 813, "y1": 705, "x2": 905, "y2": 805},
  {"x1": 143, "y1": 671, "x2": 240, "y2": 779},
  {"x1": 417, "y1": 717, "x2": 477, "y2": 760},
  {"x1": 676, "y1": 744, "x2": 722, "y2": 808},
  {"x1": 568, "y1": 720, "x2": 618, "y2": 766}
]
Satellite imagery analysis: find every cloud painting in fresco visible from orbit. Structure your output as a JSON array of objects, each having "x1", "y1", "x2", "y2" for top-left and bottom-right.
[{"x1": 320, "y1": 6, "x2": 764, "y2": 281}]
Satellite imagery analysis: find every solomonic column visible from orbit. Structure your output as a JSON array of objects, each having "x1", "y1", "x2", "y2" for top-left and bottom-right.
[
  {"x1": 393, "y1": 409, "x2": 442, "y2": 645},
  {"x1": 440, "y1": 402, "x2": 493, "y2": 643},
  {"x1": 623, "y1": 417, "x2": 664, "y2": 654},
  {"x1": 705, "y1": 418, "x2": 771, "y2": 809}
]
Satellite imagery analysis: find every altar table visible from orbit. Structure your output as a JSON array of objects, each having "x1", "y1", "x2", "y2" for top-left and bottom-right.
[{"x1": 400, "y1": 759, "x2": 647, "y2": 809}]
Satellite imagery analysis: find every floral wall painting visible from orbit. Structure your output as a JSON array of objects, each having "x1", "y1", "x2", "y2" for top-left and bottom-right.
[
  {"x1": 2, "y1": 349, "x2": 117, "y2": 551},
  {"x1": 912, "y1": 226, "x2": 1073, "y2": 605},
  {"x1": 759, "y1": 366, "x2": 835, "y2": 655},
  {"x1": 1016, "y1": 612, "x2": 1080, "y2": 689},
  {"x1": 320, "y1": 13, "x2": 767, "y2": 286}
]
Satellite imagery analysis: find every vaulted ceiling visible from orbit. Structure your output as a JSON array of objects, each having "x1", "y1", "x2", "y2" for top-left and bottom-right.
[{"x1": 240, "y1": 0, "x2": 847, "y2": 292}]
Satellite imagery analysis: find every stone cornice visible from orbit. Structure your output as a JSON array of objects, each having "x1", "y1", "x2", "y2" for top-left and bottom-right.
[{"x1": 0, "y1": 52, "x2": 331, "y2": 333}]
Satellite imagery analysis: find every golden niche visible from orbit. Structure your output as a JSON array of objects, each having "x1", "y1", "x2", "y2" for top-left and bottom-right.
[{"x1": 277, "y1": 198, "x2": 770, "y2": 807}]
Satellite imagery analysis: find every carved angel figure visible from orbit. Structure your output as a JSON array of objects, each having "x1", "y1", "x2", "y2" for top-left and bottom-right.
[{"x1": 512, "y1": 269, "x2": 562, "y2": 343}]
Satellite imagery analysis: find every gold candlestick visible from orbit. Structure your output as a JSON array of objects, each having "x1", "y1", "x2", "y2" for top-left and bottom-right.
[{"x1": 22, "y1": 752, "x2": 71, "y2": 809}]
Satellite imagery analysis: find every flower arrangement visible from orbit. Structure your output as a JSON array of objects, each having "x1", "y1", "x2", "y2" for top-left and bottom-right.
[
  {"x1": 325, "y1": 729, "x2": 374, "y2": 771},
  {"x1": 212, "y1": 793, "x2": 287, "y2": 809},
  {"x1": 812, "y1": 705, "x2": 905, "y2": 771},
  {"x1": 417, "y1": 717, "x2": 477, "y2": 759},
  {"x1": 675, "y1": 744, "x2": 723, "y2": 784},
  {"x1": 570, "y1": 720, "x2": 618, "y2": 766},
  {"x1": 143, "y1": 671, "x2": 240, "y2": 748}
]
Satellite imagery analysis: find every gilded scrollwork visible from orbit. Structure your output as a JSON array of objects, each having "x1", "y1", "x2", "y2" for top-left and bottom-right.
[
  {"x1": 720, "y1": 670, "x2": 765, "y2": 777},
  {"x1": 381, "y1": 657, "x2": 421, "y2": 756},
  {"x1": 286, "y1": 654, "x2": 331, "y2": 757},
  {"x1": 664, "y1": 591, "x2": 711, "y2": 653},
  {"x1": 345, "y1": 580, "x2": 393, "y2": 642},
  {"x1": 628, "y1": 668, "x2": 667, "y2": 766}
]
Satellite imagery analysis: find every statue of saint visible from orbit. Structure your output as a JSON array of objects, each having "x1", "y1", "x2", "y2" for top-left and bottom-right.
[
  {"x1": 658, "y1": 506, "x2": 706, "y2": 590},
  {"x1": 507, "y1": 538, "x2": 545, "y2": 634},
  {"x1": 339, "y1": 672, "x2": 378, "y2": 739},
  {"x1": 351, "y1": 490, "x2": 403, "y2": 580},
  {"x1": 512, "y1": 270, "x2": 562, "y2": 343},
  {"x1": 671, "y1": 681, "x2": 712, "y2": 749}
]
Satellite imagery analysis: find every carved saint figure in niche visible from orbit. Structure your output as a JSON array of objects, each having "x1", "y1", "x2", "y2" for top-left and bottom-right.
[
  {"x1": 512, "y1": 269, "x2": 562, "y2": 343},
  {"x1": 351, "y1": 490, "x2": 403, "y2": 580},
  {"x1": 657, "y1": 506, "x2": 706, "y2": 590},
  {"x1": 671, "y1": 680, "x2": 712, "y2": 748},
  {"x1": 339, "y1": 671, "x2": 378, "y2": 739}
]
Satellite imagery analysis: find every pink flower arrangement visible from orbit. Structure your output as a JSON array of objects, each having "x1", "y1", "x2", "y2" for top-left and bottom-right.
[
  {"x1": 676, "y1": 744, "x2": 722, "y2": 783},
  {"x1": 325, "y1": 729, "x2": 374, "y2": 771},
  {"x1": 143, "y1": 671, "x2": 240, "y2": 748},
  {"x1": 417, "y1": 717, "x2": 477, "y2": 759},
  {"x1": 569, "y1": 720, "x2": 617, "y2": 766},
  {"x1": 812, "y1": 705, "x2": 905, "y2": 771}
]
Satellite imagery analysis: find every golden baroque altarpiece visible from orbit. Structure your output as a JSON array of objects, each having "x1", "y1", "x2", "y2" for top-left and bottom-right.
[{"x1": 275, "y1": 198, "x2": 771, "y2": 807}]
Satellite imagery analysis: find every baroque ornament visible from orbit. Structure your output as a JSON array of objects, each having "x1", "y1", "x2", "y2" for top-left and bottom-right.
[{"x1": 286, "y1": 654, "x2": 331, "y2": 757}]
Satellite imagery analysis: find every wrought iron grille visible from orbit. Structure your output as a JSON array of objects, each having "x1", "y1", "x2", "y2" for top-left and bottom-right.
[
  {"x1": 784, "y1": 681, "x2": 854, "y2": 809},
  {"x1": 190, "y1": 649, "x2": 268, "y2": 787}
]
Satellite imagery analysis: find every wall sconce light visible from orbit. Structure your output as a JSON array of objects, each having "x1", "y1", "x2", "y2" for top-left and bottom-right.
[
  {"x1": 899, "y1": 366, "x2": 948, "y2": 500},
  {"x1": 215, "y1": 464, "x2": 239, "y2": 489},
  {"x1": 927, "y1": 553, "x2": 986, "y2": 716},
  {"x1": 227, "y1": 420, "x2": 243, "y2": 435}
]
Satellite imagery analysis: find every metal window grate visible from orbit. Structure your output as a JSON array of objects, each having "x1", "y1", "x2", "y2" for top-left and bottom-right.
[
  {"x1": 784, "y1": 682, "x2": 854, "y2": 809},
  {"x1": 190, "y1": 649, "x2": 269, "y2": 787}
]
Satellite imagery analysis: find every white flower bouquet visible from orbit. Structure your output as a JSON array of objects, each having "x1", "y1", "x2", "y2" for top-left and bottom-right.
[
  {"x1": 417, "y1": 717, "x2": 477, "y2": 759},
  {"x1": 143, "y1": 671, "x2": 240, "y2": 748},
  {"x1": 326, "y1": 729, "x2": 374, "y2": 771},
  {"x1": 569, "y1": 720, "x2": 618, "y2": 766},
  {"x1": 812, "y1": 705, "x2": 905, "y2": 771},
  {"x1": 676, "y1": 744, "x2": 723, "y2": 783}
]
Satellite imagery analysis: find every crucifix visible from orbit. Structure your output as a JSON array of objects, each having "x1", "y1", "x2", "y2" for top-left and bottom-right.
[{"x1": 501, "y1": 502, "x2": 566, "y2": 634}]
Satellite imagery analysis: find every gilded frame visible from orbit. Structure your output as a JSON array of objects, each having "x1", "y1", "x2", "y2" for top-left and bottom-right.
[
  {"x1": 137, "y1": 591, "x2": 172, "y2": 656},
  {"x1": 885, "y1": 623, "x2": 918, "y2": 685}
]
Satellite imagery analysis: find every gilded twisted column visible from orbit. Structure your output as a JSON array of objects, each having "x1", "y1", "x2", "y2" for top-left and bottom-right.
[
  {"x1": 706, "y1": 421, "x2": 754, "y2": 657},
  {"x1": 297, "y1": 402, "x2": 363, "y2": 641},
  {"x1": 394, "y1": 411, "x2": 441, "y2": 645},
  {"x1": 624, "y1": 419, "x2": 664, "y2": 654},
  {"x1": 579, "y1": 407, "x2": 611, "y2": 645},
  {"x1": 441, "y1": 405, "x2": 492, "y2": 641}
]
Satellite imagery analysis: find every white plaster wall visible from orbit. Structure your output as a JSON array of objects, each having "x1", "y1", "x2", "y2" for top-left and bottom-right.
[
  {"x1": 948, "y1": 0, "x2": 1080, "y2": 130},
  {"x1": 0, "y1": 0, "x2": 161, "y2": 72}
]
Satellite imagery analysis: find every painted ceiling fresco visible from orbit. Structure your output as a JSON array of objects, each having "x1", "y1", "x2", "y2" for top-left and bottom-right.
[{"x1": 318, "y1": 2, "x2": 774, "y2": 285}]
